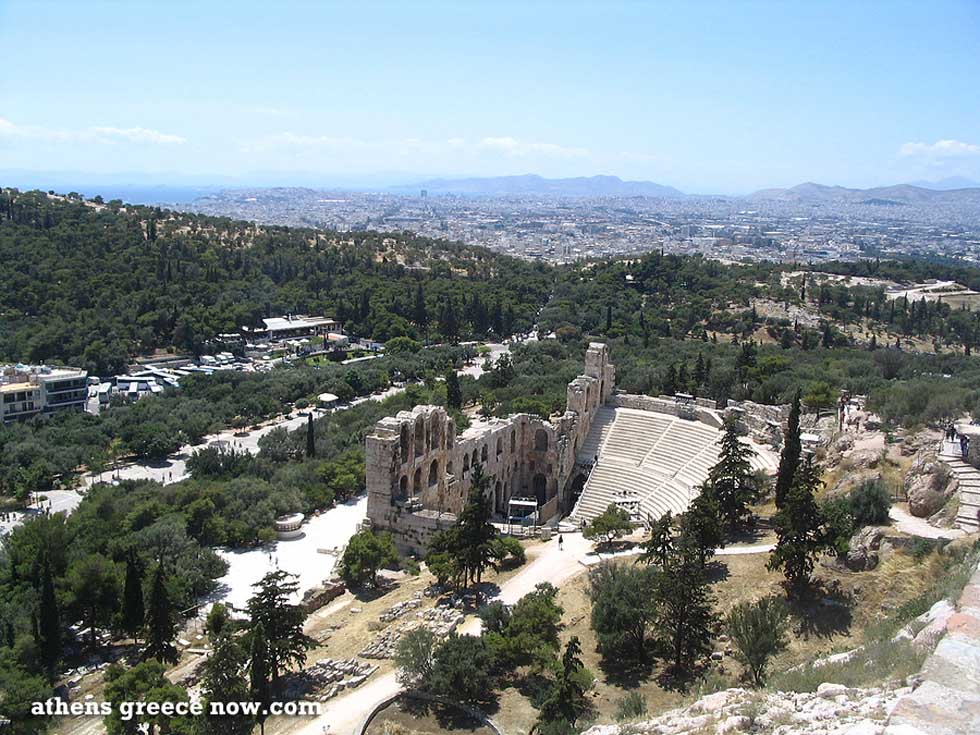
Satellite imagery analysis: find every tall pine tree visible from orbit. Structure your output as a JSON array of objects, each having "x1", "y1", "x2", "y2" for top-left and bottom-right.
[
  {"x1": 246, "y1": 570, "x2": 314, "y2": 692},
  {"x1": 249, "y1": 622, "x2": 271, "y2": 735},
  {"x1": 706, "y1": 415, "x2": 756, "y2": 533},
  {"x1": 456, "y1": 463, "x2": 499, "y2": 587},
  {"x1": 655, "y1": 540, "x2": 718, "y2": 680},
  {"x1": 768, "y1": 455, "x2": 827, "y2": 596},
  {"x1": 199, "y1": 633, "x2": 252, "y2": 735}
]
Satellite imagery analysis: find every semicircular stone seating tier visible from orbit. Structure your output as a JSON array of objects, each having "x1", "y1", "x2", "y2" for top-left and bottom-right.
[{"x1": 570, "y1": 406, "x2": 771, "y2": 525}]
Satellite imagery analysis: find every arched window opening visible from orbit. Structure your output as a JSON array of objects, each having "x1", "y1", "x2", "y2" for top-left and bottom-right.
[
  {"x1": 414, "y1": 418, "x2": 425, "y2": 458},
  {"x1": 534, "y1": 429, "x2": 549, "y2": 451},
  {"x1": 400, "y1": 425, "x2": 410, "y2": 464}
]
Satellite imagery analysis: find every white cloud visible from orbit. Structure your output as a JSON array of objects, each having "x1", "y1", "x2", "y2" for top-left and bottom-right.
[
  {"x1": 242, "y1": 133, "x2": 591, "y2": 163},
  {"x1": 0, "y1": 117, "x2": 184, "y2": 145},
  {"x1": 243, "y1": 132, "x2": 363, "y2": 152},
  {"x1": 478, "y1": 136, "x2": 589, "y2": 158},
  {"x1": 90, "y1": 126, "x2": 186, "y2": 144},
  {"x1": 899, "y1": 139, "x2": 980, "y2": 158}
]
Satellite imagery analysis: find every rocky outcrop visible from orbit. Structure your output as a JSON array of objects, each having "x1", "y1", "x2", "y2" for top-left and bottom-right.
[
  {"x1": 846, "y1": 527, "x2": 883, "y2": 571},
  {"x1": 885, "y1": 559, "x2": 980, "y2": 734},
  {"x1": 905, "y1": 450, "x2": 954, "y2": 518},
  {"x1": 581, "y1": 683, "x2": 909, "y2": 735},
  {"x1": 829, "y1": 468, "x2": 883, "y2": 499},
  {"x1": 892, "y1": 600, "x2": 956, "y2": 652},
  {"x1": 300, "y1": 578, "x2": 345, "y2": 613}
]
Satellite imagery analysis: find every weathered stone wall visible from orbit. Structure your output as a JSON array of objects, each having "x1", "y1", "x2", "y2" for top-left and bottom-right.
[
  {"x1": 609, "y1": 392, "x2": 724, "y2": 429},
  {"x1": 726, "y1": 398, "x2": 789, "y2": 445},
  {"x1": 366, "y1": 343, "x2": 614, "y2": 553}
]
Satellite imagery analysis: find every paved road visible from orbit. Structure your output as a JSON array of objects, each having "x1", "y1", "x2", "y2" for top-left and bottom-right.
[{"x1": 294, "y1": 531, "x2": 592, "y2": 735}]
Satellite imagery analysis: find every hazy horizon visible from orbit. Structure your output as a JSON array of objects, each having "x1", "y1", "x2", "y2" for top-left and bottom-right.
[{"x1": 2, "y1": 1, "x2": 979, "y2": 194}]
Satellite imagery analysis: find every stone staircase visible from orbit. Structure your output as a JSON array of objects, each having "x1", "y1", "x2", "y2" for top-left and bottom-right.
[{"x1": 939, "y1": 454, "x2": 980, "y2": 533}]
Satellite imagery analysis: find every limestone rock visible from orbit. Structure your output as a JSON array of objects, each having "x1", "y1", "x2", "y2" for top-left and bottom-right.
[
  {"x1": 817, "y1": 682, "x2": 850, "y2": 698},
  {"x1": 834, "y1": 433, "x2": 856, "y2": 454},
  {"x1": 846, "y1": 527, "x2": 883, "y2": 571},
  {"x1": 848, "y1": 448, "x2": 883, "y2": 470},
  {"x1": 829, "y1": 468, "x2": 883, "y2": 498},
  {"x1": 892, "y1": 599, "x2": 955, "y2": 652},
  {"x1": 580, "y1": 683, "x2": 906, "y2": 735},
  {"x1": 905, "y1": 450, "x2": 953, "y2": 517}
]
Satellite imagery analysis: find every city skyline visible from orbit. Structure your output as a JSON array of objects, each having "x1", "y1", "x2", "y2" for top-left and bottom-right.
[{"x1": 1, "y1": 1, "x2": 979, "y2": 193}]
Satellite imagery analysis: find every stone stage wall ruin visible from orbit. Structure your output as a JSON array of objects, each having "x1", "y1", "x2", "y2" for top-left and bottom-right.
[{"x1": 365, "y1": 343, "x2": 615, "y2": 554}]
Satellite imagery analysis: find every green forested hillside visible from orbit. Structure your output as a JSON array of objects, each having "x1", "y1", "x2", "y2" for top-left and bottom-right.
[{"x1": 0, "y1": 189, "x2": 552, "y2": 373}]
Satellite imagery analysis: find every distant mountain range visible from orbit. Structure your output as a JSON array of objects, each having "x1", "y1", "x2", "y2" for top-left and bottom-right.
[
  {"x1": 909, "y1": 176, "x2": 980, "y2": 191},
  {"x1": 747, "y1": 181, "x2": 980, "y2": 205},
  {"x1": 391, "y1": 174, "x2": 686, "y2": 198}
]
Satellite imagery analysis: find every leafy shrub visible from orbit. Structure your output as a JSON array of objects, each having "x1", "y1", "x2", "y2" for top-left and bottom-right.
[
  {"x1": 394, "y1": 628, "x2": 436, "y2": 687},
  {"x1": 820, "y1": 497, "x2": 855, "y2": 556},
  {"x1": 848, "y1": 480, "x2": 891, "y2": 526},
  {"x1": 726, "y1": 596, "x2": 790, "y2": 686},
  {"x1": 338, "y1": 530, "x2": 398, "y2": 588},
  {"x1": 615, "y1": 691, "x2": 647, "y2": 721},
  {"x1": 583, "y1": 504, "x2": 633, "y2": 546},
  {"x1": 492, "y1": 536, "x2": 527, "y2": 569},
  {"x1": 911, "y1": 538, "x2": 935, "y2": 563}
]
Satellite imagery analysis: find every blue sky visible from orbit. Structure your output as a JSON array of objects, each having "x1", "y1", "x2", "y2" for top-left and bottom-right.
[{"x1": 1, "y1": 0, "x2": 978, "y2": 193}]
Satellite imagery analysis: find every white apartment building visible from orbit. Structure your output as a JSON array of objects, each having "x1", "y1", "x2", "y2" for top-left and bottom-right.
[{"x1": 1, "y1": 364, "x2": 88, "y2": 423}]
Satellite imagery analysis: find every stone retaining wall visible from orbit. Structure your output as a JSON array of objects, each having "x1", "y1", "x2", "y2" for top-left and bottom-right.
[
  {"x1": 885, "y1": 557, "x2": 980, "y2": 734},
  {"x1": 610, "y1": 392, "x2": 723, "y2": 429}
]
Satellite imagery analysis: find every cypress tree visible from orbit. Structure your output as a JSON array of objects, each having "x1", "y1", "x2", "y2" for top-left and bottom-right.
[
  {"x1": 122, "y1": 552, "x2": 144, "y2": 644},
  {"x1": 445, "y1": 370, "x2": 462, "y2": 411},
  {"x1": 775, "y1": 390, "x2": 802, "y2": 508},
  {"x1": 413, "y1": 282, "x2": 428, "y2": 333},
  {"x1": 144, "y1": 564, "x2": 178, "y2": 663},
  {"x1": 305, "y1": 413, "x2": 315, "y2": 458},
  {"x1": 39, "y1": 558, "x2": 61, "y2": 682}
]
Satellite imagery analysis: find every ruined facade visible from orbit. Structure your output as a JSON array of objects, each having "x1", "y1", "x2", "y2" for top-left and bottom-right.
[{"x1": 365, "y1": 343, "x2": 615, "y2": 553}]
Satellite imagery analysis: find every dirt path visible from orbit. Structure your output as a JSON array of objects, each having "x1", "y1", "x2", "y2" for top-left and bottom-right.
[
  {"x1": 292, "y1": 532, "x2": 594, "y2": 735},
  {"x1": 889, "y1": 504, "x2": 964, "y2": 540}
]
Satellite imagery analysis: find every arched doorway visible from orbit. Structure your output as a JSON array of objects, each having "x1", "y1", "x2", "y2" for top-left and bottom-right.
[{"x1": 532, "y1": 473, "x2": 547, "y2": 505}]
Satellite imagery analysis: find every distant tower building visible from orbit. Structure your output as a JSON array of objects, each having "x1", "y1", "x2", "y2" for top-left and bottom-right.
[{"x1": 420, "y1": 189, "x2": 427, "y2": 199}]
